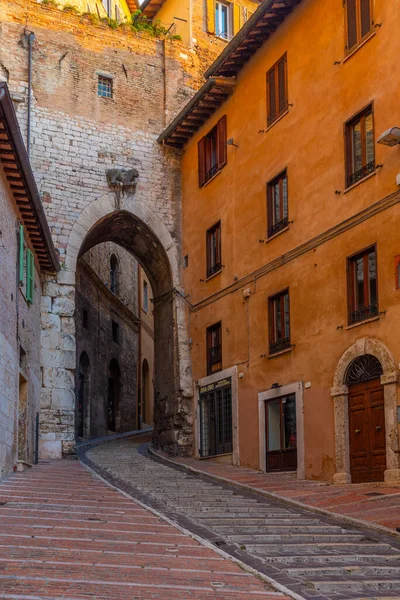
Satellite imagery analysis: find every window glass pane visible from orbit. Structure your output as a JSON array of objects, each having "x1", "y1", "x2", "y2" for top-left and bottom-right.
[
  {"x1": 210, "y1": 132, "x2": 218, "y2": 170},
  {"x1": 267, "y1": 399, "x2": 281, "y2": 451},
  {"x1": 275, "y1": 298, "x2": 282, "y2": 339},
  {"x1": 368, "y1": 250, "x2": 377, "y2": 305},
  {"x1": 282, "y1": 175, "x2": 288, "y2": 219},
  {"x1": 274, "y1": 182, "x2": 281, "y2": 223},
  {"x1": 284, "y1": 293, "x2": 290, "y2": 338},
  {"x1": 365, "y1": 113, "x2": 374, "y2": 166},
  {"x1": 352, "y1": 120, "x2": 363, "y2": 173},
  {"x1": 355, "y1": 256, "x2": 365, "y2": 307},
  {"x1": 216, "y1": 3, "x2": 228, "y2": 36},
  {"x1": 282, "y1": 395, "x2": 297, "y2": 449}
]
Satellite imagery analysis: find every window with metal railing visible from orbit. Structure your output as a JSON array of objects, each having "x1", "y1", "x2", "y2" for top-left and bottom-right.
[
  {"x1": 206, "y1": 221, "x2": 222, "y2": 278},
  {"x1": 207, "y1": 322, "x2": 222, "y2": 375},
  {"x1": 269, "y1": 289, "x2": 291, "y2": 355},
  {"x1": 198, "y1": 116, "x2": 227, "y2": 187},
  {"x1": 347, "y1": 245, "x2": 378, "y2": 325},
  {"x1": 267, "y1": 170, "x2": 289, "y2": 238},
  {"x1": 345, "y1": 104, "x2": 375, "y2": 188}
]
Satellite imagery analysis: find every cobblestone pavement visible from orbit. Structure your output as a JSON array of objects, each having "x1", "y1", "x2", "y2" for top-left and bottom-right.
[
  {"x1": 0, "y1": 459, "x2": 288, "y2": 600},
  {"x1": 155, "y1": 451, "x2": 400, "y2": 533},
  {"x1": 85, "y1": 439, "x2": 400, "y2": 600}
]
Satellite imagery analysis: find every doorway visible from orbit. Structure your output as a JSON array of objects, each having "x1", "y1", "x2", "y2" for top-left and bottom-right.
[
  {"x1": 108, "y1": 359, "x2": 121, "y2": 432},
  {"x1": 265, "y1": 394, "x2": 297, "y2": 472},
  {"x1": 76, "y1": 352, "x2": 90, "y2": 439}
]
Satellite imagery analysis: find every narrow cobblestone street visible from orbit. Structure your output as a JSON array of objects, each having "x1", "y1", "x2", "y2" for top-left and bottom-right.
[{"x1": 0, "y1": 455, "x2": 287, "y2": 599}]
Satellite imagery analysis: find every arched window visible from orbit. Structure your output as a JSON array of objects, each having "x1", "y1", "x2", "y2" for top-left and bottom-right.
[
  {"x1": 345, "y1": 354, "x2": 383, "y2": 385},
  {"x1": 108, "y1": 359, "x2": 121, "y2": 432},
  {"x1": 77, "y1": 352, "x2": 90, "y2": 439},
  {"x1": 110, "y1": 254, "x2": 119, "y2": 295}
]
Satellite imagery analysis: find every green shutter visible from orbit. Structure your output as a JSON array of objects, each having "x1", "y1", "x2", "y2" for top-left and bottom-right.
[
  {"x1": 19, "y1": 225, "x2": 25, "y2": 283},
  {"x1": 26, "y1": 249, "x2": 34, "y2": 304}
]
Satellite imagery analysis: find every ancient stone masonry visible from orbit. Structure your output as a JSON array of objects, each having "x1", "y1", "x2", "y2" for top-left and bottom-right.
[{"x1": 0, "y1": 0, "x2": 214, "y2": 458}]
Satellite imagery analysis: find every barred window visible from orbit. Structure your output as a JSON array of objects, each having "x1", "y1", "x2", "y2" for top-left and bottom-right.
[{"x1": 98, "y1": 75, "x2": 113, "y2": 99}]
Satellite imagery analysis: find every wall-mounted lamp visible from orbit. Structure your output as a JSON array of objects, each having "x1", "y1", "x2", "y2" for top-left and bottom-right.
[
  {"x1": 271, "y1": 382, "x2": 280, "y2": 389},
  {"x1": 377, "y1": 127, "x2": 400, "y2": 147},
  {"x1": 227, "y1": 138, "x2": 239, "y2": 148}
]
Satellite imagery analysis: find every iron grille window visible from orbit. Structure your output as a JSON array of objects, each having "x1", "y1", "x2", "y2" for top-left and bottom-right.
[
  {"x1": 198, "y1": 116, "x2": 227, "y2": 187},
  {"x1": 345, "y1": 0, "x2": 373, "y2": 54},
  {"x1": 206, "y1": 221, "x2": 222, "y2": 278},
  {"x1": 347, "y1": 246, "x2": 378, "y2": 325},
  {"x1": 98, "y1": 75, "x2": 113, "y2": 98},
  {"x1": 267, "y1": 170, "x2": 288, "y2": 238},
  {"x1": 199, "y1": 379, "x2": 232, "y2": 458},
  {"x1": 267, "y1": 54, "x2": 288, "y2": 127},
  {"x1": 207, "y1": 322, "x2": 222, "y2": 376},
  {"x1": 346, "y1": 105, "x2": 374, "y2": 187},
  {"x1": 269, "y1": 289, "x2": 291, "y2": 355}
]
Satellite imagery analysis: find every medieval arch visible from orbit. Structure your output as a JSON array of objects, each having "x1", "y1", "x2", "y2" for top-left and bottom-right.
[{"x1": 331, "y1": 337, "x2": 400, "y2": 485}]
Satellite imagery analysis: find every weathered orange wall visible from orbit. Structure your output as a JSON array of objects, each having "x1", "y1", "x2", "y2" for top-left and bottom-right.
[{"x1": 182, "y1": 0, "x2": 400, "y2": 480}]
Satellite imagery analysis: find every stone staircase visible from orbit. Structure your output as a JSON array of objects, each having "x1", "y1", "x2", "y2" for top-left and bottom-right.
[{"x1": 86, "y1": 441, "x2": 400, "y2": 600}]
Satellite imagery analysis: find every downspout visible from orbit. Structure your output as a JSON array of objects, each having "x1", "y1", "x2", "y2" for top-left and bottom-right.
[
  {"x1": 26, "y1": 31, "x2": 35, "y2": 159},
  {"x1": 162, "y1": 38, "x2": 167, "y2": 127}
]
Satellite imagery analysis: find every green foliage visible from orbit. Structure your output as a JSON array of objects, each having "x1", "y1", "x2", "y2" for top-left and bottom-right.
[
  {"x1": 41, "y1": 0, "x2": 59, "y2": 7},
  {"x1": 130, "y1": 9, "x2": 180, "y2": 39},
  {"x1": 81, "y1": 11, "x2": 99, "y2": 24},
  {"x1": 63, "y1": 3, "x2": 81, "y2": 14}
]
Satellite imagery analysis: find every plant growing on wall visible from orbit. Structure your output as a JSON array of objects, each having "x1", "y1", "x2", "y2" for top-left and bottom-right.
[
  {"x1": 63, "y1": 4, "x2": 81, "y2": 14},
  {"x1": 41, "y1": 0, "x2": 59, "y2": 6}
]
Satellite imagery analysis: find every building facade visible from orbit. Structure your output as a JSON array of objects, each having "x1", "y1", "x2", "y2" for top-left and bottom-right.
[
  {"x1": 0, "y1": 83, "x2": 59, "y2": 477},
  {"x1": 161, "y1": 0, "x2": 400, "y2": 484}
]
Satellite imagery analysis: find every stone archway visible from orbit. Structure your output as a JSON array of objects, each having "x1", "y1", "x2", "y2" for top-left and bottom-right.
[
  {"x1": 331, "y1": 338, "x2": 400, "y2": 485},
  {"x1": 39, "y1": 195, "x2": 193, "y2": 459}
]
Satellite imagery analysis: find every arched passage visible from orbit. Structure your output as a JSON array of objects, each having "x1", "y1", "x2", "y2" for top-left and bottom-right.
[{"x1": 331, "y1": 338, "x2": 400, "y2": 485}]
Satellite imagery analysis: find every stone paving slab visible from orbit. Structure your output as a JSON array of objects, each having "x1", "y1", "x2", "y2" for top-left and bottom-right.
[
  {"x1": 150, "y1": 448, "x2": 400, "y2": 534},
  {"x1": 0, "y1": 460, "x2": 288, "y2": 600}
]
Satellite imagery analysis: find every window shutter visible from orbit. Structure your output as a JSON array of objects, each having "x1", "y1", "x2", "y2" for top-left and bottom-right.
[
  {"x1": 345, "y1": 0, "x2": 358, "y2": 51},
  {"x1": 19, "y1": 225, "x2": 25, "y2": 283},
  {"x1": 217, "y1": 115, "x2": 227, "y2": 170},
  {"x1": 233, "y1": 3, "x2": 241, "y2": 35},
  {"x1": 198, "y1": 137, "x2": 206, "y2": 187},
  {"x1": 278, "y1": 57, "x2": 287, "y2": 114},
  {"x1": 360, "y1": 0, "x2": 372, "y2": 38},
  {"x1": 26, "y1": 249, "x2": 34, "y2": 304},
  {"x1": 206, "y1": 0, "x2": 215, "y2": 33},
  {"x1": 267, "y1": 69, "x2": 276, "y2": 125}
]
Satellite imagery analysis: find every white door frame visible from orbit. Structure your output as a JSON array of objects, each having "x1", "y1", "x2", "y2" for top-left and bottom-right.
[{"x1": 258, "y1": 381, "x2": 305, "y2": 479}]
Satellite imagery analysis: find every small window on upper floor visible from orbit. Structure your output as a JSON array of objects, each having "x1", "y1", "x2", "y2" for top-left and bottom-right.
[
  {"x1": 215, "y1": 1, "x2": 233, "y2": 41},
  {"x1": 347, "y1": 245, "x2": 378, "y2": 325},
  {"x1": 110, "y1": 254, "x2": 119, "y2": 295},
  {"x1": 112, "y1": 320, "x2": 120, "y2": 344},
  {"x1": 198, "y1": 115, "x2": 227, "y2": 187},
  {"x1": 83, "y1": 308, "x2": 89, "y2": 330},
  {"x1": 266, "y1": 54, "x2": 288, "y2": 127},
  {"x1": 98, "y1": 75, "x2": 113, "y2": 99},
  {"x1": 345, "y1": 104, "x2": 375, "y2": 188},
  {"x1": 268, "y1": 289, "x2": 291, "y2": 356},
  {"x1": 207, "y1": 321, "x2": 222, "y2": 376},
  {"x1": 102, "y1": 0, "x2": 111, "y2": 17},
  {"x1": 206, "y1": 221, "x2": 222, "y2": 278},
  {"x1": 345, "y1": 0, "x2": 373, "y2": 55},
  {"x1": 267, "y1": 170, "x2": 288, "y2": 238},
  {"x1": 143, "y1": 280, "x2": 149, "y2": 313}
]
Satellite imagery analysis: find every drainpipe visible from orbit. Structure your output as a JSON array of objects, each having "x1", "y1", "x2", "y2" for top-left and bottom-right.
[{"x1": 26, "y1": 31, "x2": 35, "y2": 159}]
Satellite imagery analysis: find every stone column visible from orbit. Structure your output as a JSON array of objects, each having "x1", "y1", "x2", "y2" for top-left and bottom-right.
[
  {"x1": 331, "y1": 385, "x2": 351, "y2": 485},
  {"x1": 382, "y1": 373, "x2": 400, "y2": 485}
]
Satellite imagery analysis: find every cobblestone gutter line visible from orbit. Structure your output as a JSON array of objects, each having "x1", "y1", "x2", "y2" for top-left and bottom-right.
[
  {"x1": 148, "y1": 445, "x2": 400, "y2": 542},
  {"x1": 79, "y1": 448, "x2": 304, "y2": 600}
]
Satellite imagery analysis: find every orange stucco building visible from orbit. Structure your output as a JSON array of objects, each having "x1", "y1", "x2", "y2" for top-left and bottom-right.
[{"x1": 160, "y1": 0, "x2": 400, "y2": 485}]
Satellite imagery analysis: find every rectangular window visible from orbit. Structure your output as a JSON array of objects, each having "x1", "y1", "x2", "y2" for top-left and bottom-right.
[
  {"x1": 112, "y1": 320, "x2": 120, "y2": 344},
  {"x1": 198, "y1": 115, "x2": 227, "y2": 187},
  {"x1": 267, "y1": 170, "x2": 288, "y2": 238},
  {"x1": 267, "y1": 54, "x2": 288, "y2": 127},
  {"x1": 206, "y1": 221, "x2": 222, "y2": 278},
  {"x1": 102, "y1": 0, "x2": 111, "y2": 16},
  {"x1": 346, "y1": 105, "x2": 375, "y2": 187},
  {"x1": 143, "y1": 280, "x2": 149, "y2": 313},
  {"x1": 83, "y1": 308, "x2": 89, "y2": 330},
  {"x1": 199, "y1": 378, "x2": 232, "y2": 458},
  {"x1": 348, "y1": 246, "x2": 378, "y2": 325},
  {"x1": 345, "y1": 0, "x2": 373, "y2": 53},
  {"x1": 269, "y1": 289, "x2": 291, "y2": 355},
  {"x1": 98, "y1": 75, "x2": 113, "y2": 98},
  {"x1": 207, "y1": 322, "x2": 222, "y2": 376},
  {"x1": 215, "y1": 2, "x2": 232, "y2": 40}
]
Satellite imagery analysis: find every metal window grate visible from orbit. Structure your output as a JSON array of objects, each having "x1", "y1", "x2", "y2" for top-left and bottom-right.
[
  {"x1": 268, "y1": 216, "x2": 289, "y2": 238},
  {"x1": 98, "y1": 75, "x2": 113, "y2": 98},
  {"x1": 199, "y1": 380, "x2": 232, "y2": 458},
  {"x1": 269, "y1": 336, "x2": 291, "y2": 355},
  {"x1": 348, "y1": 160, "x2": 375, "y2": 187},
  {"x1": 349, "y1": 303, "x2": 378, "y2": 325}
]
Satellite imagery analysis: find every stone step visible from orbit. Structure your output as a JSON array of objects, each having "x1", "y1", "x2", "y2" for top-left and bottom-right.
[
  {"x1": 184, "y1": 507, "x2": 298, "y2": 515},
  {"x1": 246, "y1": 542, "x2": 392, "y2": 554},
  {"x1": 286, "y1": 565, "x2": 400, "y2": 578},
  {"x1": 212, "y1": 524, "x2": 349, "y2": 534},
  {"x1": 261, "y1": 554, "x2": 400, "y2": 565},
  {"x1": 311, "y1": 577, "x2": 400, "y2": 593},
  {"x1": 229, "y1": 533, "x2": 366, "y2": 543},
  {"x1": 198, "y1": 518, "x2": 323, "y2": 526}
]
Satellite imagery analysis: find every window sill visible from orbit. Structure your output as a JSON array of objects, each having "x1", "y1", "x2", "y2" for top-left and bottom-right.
[
  {"x1": 268, "y1": 345, "x2": 293, "y2": 359},
  {"x1": 202, "y1": 168, "x2": 223, "y2": 188},
  {"x1": 343, "y1": 32, "x2": 376, "y2": 63},
  {"x1": 206, "y1": 269, "x2": 222, "y2": 282},
  {"x1": 266, "y1": 109, "x2": 289, "y2": 132},
  {"x1": 343, "y1": 170, "x2": 376, "y2": 194},
  {"x1": 266, "y1": 226, "x2": 289, "y2": 243},
  {"x1": 346, "y1": 315, "x2": 380, "y2": 330}
]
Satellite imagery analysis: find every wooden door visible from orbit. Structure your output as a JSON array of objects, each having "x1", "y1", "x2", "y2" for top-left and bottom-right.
[
  {"x1": 265, "y1": 395, "x2": 297, "y2": 472},
  {"x1": 349, "y1": 379, "x2": 386, "y2": 483}
]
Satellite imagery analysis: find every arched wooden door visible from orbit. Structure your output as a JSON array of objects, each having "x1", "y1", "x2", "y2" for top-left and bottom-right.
[{"x1": 346, "y1": 355, "x2": 386, "y2": 483}]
